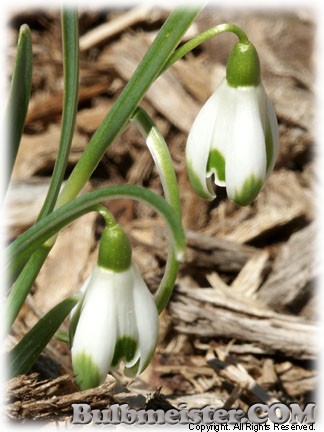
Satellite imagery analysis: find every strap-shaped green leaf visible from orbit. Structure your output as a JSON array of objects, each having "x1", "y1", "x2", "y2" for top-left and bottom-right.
[
  {"x1": 9, "y1": 296, "x2": 79, "y2": 377},
  {"x1": 37, "y1": 9, "x2": 80, "y2": 218},
  {"x1": 6, "y1": 24, "x2": 32, "y2": 184}
]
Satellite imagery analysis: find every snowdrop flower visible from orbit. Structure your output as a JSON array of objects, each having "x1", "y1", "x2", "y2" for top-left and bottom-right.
[
  {"x1": 70, "y1": 223, "x2": 159, "y2": 390},
  {"x1": 186, "y1": 41, "x2": 279, "y2": 205}
]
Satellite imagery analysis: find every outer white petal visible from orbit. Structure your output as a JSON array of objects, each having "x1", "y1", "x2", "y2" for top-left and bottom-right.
[
  {"x1": 208, "y1": 80, "x2": 237, "y2": 186},
  {"x1": 71, "y1": 266, "x2": 117, "y2": 383},
  {"x1": 125, "y1": 264, "x2": 159, "y2": 375},
  {"x1": 265, "y1": 95, "x2": 280, "y2": 177},
  {"x1": 69, "y1": 273, "x2": 91, "y2": 324},
  {"x1": 225, "y1": 85, "x2": 267, "y2": 203},
  {"x1": 186, "y1": 88, "x2": 222, "y2": 199}
]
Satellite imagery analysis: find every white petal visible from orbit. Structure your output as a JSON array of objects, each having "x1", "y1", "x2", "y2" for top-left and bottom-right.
[
  {"x1": 225, "y1": 86, "x2": 267, "y2": 203},
  {"x1": 72, "y1": 266, "x2": 117, "y2": 383},
  {"x1": 208, "y1": 80, "x2": 237, "y2": 186},
  {"x1": 265, "y1": 95, "x2": 280, "y2": 176},
  {"x1": 186, "y1": 87, "x2": 223, "y2": 199},
  {"x1": 69, "y1": 273, "x2": 91, "y2": 324},
  {"x1": 126, "y1": 264, "x2": 159, "y2": 374}
]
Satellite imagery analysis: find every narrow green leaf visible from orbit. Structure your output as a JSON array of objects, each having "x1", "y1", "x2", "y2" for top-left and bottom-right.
[
  {"x1": 9, "y1": 296, "x2": 78, "y2": 377},
  {"x1": 6, "y1": 247, "x2": 50, "y2": 331},
  {"x1": 37, "y1": 9, "x2": 79, "y2": 219},
  {"x1": 57, "y1": 7, "x2": 200, "y2": 206},
  {"x1": 6, "y1": 24, "x2": 32, "y2": 184}
]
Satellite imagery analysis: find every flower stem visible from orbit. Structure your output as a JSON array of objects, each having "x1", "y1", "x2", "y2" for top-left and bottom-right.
[
  {"x1": 93, "y1": 204, "x2": 117, "y2": 228},
  {"x1": 132, "y1": 107, "x2": 182, "y2": 313},
  {"x1": 6, "y1": 185, "x2": 186, "y2": 279},
  {"x1": 132, "y1": 107, "x2": 181, "y2": 217},
  {"x1": 161, "y1": 23, "x2": 249, "y2": 72}
]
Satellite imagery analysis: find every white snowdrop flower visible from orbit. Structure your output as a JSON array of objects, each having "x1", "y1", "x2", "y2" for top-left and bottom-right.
[
  {"x1": 186, "y1": 41, "x2": 279, "y2": 205},
  {"x1": 70, "y1": 224, "x2": 159, "y2": 390}
]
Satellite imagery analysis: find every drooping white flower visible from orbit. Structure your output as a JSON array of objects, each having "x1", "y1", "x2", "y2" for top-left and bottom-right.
[
  {"x1": 70, "y1": 224, "x2": 159, "y2": 390},
  {"x1": 186, "y1": 41, "x2": 279, "y2": 206}
]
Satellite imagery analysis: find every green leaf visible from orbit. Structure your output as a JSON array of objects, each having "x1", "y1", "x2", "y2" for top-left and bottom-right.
[
  {"x1": 57, "y1": 7, "x2": 200, "y2": 207},
  {"x1": 37, "y1": 9, "x2": 80, "y2": 219},
  {"x1": 6, "y1": 247, "x2": 50, "y2": 331},
  {"x1": 6, "y1": 24, "x2": 32, "y2": 184},
  {"x1": 6, "y1": 9, "x2": 80, "y2": 330},
  {"x1": 9, "y1": 296, "x2": 78, "y2": 377}
]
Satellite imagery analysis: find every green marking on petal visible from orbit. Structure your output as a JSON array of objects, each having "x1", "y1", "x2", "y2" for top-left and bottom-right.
[
  {"x1": 207, "y1": 149, "x2": 226, "y2": 182},
  {"x1": 232, "y1": 175, "x2": 263, "y2": 206},
  {"x1": 72, "y1": 351, "x2": 101, "y2": 390},
  {"x1": 186, "y1": 160, "x2": 214, "y2": 200},
  {"x1": 265, "y1": 121, "x2": 273, "y2": 174},
  {"x1": 111, "y1": 336, "x2": 137, "y2": 368}
]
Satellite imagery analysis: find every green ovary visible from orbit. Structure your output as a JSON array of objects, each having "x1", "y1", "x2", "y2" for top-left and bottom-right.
[
  {"x1": 207, "y1": 149, "x2": 226, "y2": 182},
  {"x1": 73, "y1": 351, "x2": 101, "y2": 390},
  {"x1": 111, "y1": 336, "x2": 137, "y2": 368},
  {"x1": 232, "y1": 175, "x2": 263, "y2": 206}
]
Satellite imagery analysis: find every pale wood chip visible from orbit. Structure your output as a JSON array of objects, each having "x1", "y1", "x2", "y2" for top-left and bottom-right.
[{"x1": 258, "y1": 222, "x2": 318, "y2": 313}]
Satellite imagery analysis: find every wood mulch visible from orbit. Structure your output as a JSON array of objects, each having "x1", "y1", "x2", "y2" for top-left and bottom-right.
[{"x1": 5, "y1": 7, "x2": 317, "y2": 423}]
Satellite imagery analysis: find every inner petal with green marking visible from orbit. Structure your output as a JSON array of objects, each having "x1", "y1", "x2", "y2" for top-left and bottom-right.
[
  {"x1": 186, "y1": 160, "x2": 215, "y2": 199},
  {"x1": 111, "y1": 336, "x2": 137, "y2": 368},
  {"x1": 207, "y1": 148, "x2": 226, "y2": 182}
]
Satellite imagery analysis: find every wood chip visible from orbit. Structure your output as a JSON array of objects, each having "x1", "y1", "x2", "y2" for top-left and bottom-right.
[
  {"x1": 230, "y1": 250, "x2": 270, "y2": 298},
  {"x1": 171, "y1": 285, "x2": 317, "y2": 360},
  {"x1": 76, "y1": 101, "x2": 113, "y2": 134},
  {"x1": 109, "y1": 33, "x2": 200, "y2": 132},
  {"x1": 5, "y1": 179, "x2": 52, "y2": 238},
  {"x1": 207, "y1": 349, "x2": 279, "y2": 405},
  {"x1": 185, "y1": 230, "x2": 257, "y2": 273},
  {"x1": 12, "y1": 125, "x2": 88, "y2": 180},
  {"x1": 222, "y1": 170, "x2": 314, "y2": 243},
  {"x1": 79, "y1": 6, "x2": 156, "y2": 51},
  {"x1": 26, "y1": 84, "x2": 109, "y2": 125},
  {"x1": 258, "y1": 222, "x2": 318, "y2": 313}
]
